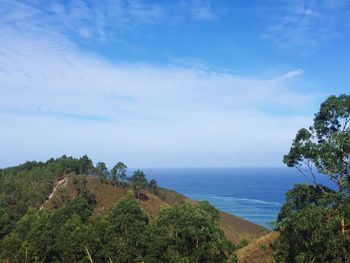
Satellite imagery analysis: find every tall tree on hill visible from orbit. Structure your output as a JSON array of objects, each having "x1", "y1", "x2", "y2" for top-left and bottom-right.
[
  {"x1": 111, "y1": 162, "x2": 127, "y2": 187},
  {"x1": 79, "y1": 155, "x2": 93, "y2": 175},
  {"x1": 281, "y1": 94, "x2": 350, "y2": 262},
  {"x1": 95, "y1": 162, "x2": 109, "y2": 182},
  {"x1": 149, "y1": 179, "x2": 158, "y2": 194},
  {"x1": 130, "y1": 170, "x2": 148, "y2": 201}
]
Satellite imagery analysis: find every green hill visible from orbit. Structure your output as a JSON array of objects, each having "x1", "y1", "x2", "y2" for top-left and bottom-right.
[{"x1": 0, "y1": 155, "x2": 270, "y2": 262}]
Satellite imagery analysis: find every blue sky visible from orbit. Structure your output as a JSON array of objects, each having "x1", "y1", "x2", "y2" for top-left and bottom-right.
[{"x1": 1, "y1": 0, "x2": 350, "y2": 167}]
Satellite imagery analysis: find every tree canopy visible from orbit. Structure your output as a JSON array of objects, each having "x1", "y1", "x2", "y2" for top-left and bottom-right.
[
  {"x1": 283, "y1": 94, "x2": 350, "y2": 192},
  {"x1": 111, "y1": 162, "x2": 127, "y2": 186},
  {"x1": 277, "y1": 94, "x2": 350, "y2": 262}
]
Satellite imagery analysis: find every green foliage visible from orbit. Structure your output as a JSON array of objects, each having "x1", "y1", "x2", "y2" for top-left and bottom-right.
[
  {"x1": 0, "y1": 157, "x2": 236, "y2": 262},
  {"x1": 274, "y1": 184, "x2": 350, "y2": 263},
  {"x1": 277, "y1": 184, "x2": 337, "y2": 223},
  {"x1": 130, "y1": 170, "x2": 149, "y2": 200},
  {"x1": 279, "y1": 94, "x2": 350, "y2": 262},
  {"x1": 73, "y1": 176, "x2": 96, "y2": 207},
  {"x1": 89, "y1": 193, "x2": 149, "y2": 262},
  {"x1": 1, "y1": 193, "x2": 235, "y2": 262},
  {"x1": 0, "y1": 197, "x2": 93, "y2": 262},
  {"x1": 146, "y1": 201, "x2": 235, "y2": 263},
  {"x1": 111, "y1": 161, "x2": 127, "y2": 186},
  {"x1": 283, "y1": 94, "x2": 350, "y2": 191},
  {"x1": 130, "y1": 169, "x2": 148, "y2": 186},
  {"x1": 0, "y1": 155, "x2": 92, "y2": 238},
  {"x1": 95, "y1": 161, "x2": 109, "y2": 182}
]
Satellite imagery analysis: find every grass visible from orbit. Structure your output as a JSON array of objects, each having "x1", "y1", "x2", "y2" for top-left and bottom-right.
[{"x1": 237, "y1": 231, "x2": 279, "y2": 263}]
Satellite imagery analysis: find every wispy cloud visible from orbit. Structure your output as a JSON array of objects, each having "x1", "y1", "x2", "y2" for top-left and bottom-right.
[
  {"x1": 0, "y1": 30, "x2": 318, "y2": 166},
  {"x1": 0, "y1": 0, "x2": 166, "y2": 42},
  {"x1": 258, "y1": 0, "x2": 350, "y2": 53},
  {"x1": 0, "y1": 0, "x2": 221, "y2": 45},
  {"x1": 0, "y1": 29, "x2": 313, "y2": 122},
  {"x1": 0, "y1": 0, "x2": 322, "y2": 167}
]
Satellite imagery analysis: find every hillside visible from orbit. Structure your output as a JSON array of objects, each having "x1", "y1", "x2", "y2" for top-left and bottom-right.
[
  {"x1": 0, "y1": 156, "x2": 273, "y2": 262},
  {"x1": 237, "y1": 232, "x2": 278, "y2": 263},
  {"x1": 45, "y1": 175, "x2": 268, "y2": 244}
]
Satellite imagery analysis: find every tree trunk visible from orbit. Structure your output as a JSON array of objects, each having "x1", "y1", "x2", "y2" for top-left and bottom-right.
[
  {"x1": 341, "y1": 216, "x2": 346, "y2": 263},
  {"x1": 337, "y1": 177, "x2": 347, "y2": 263}
]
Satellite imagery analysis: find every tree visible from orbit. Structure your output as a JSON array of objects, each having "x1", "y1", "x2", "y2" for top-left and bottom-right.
[
  {"x1": 111, "y1": 162, "x2": 127, "y2": 187},
  {"x1": 146, "y1": 201, "x2": 235, "y2": 262},
  {"x1": 130, "y1": 170, "x2": 148, "y2": 201},
  {"x1": 273, "y1": 184, "x2": 349, "y2": 262},
  {"x1": 149, "y1": 179, "x2": 158, "y2": 194},
  {"x1": 99, "y1": 193, "x2": 148, "y2": 262},
  {"x1": 55, "y1": 214, "x2": 87, "y2": 262},
  {"x1": 95, "y1": 162, "x2": 109, "y2": 182},
  {"x1": 283, "y1": 94, "x2": 350, "y2": 192},
  {"x1": 79, "y1": 155, "x2": 93, "y2": 175},
  {"x1": 281, "y1": 94, "x2": 350, "y2": 262},
  {"x1": 0, "y1": 196, "x2": 95, "y2": 262}
]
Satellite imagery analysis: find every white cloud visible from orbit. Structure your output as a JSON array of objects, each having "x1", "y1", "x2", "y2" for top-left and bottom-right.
[
  {"x1": 0, "y1": 30, "x2": 312, "y2": 120},
  {"x1": 0, "y1": 29, "x2": 318, "y2": 167},
  {"x1": 0, "y1": 0, "x2": 322, "y2": 167}
]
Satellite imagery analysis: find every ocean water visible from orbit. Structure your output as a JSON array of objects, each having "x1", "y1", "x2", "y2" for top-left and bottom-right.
[{"x1": 134, "y1": 167, "x2": 335, "y2": 228}]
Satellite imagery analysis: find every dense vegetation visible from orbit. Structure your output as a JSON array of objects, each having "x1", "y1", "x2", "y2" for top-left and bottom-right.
[
  {"x1": 275, "y1": 94, "x2": 350, "y2": 262},
  {"x1": 0, "y1": 156, "x2": 236, "y2": 262}
]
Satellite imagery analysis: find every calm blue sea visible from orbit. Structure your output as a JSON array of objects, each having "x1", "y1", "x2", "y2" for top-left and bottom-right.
[{"x1": 131, "y1": 167, "x2": 335, "y2": 228}]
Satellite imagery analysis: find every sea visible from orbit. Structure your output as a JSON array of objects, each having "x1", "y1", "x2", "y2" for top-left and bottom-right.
[{"x1": 131, "y1": 167, "x2": 335, "y2": 228}]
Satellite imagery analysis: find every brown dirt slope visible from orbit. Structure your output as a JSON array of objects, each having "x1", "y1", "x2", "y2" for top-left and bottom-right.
[
  {"x1": 45, "y1": 176, "x2": 168, "y2": 219},
  {"x1": 219, "y1": 211, "x2": 268, "y2": 243},
  {"x1": 44, "y1": 175, "x2": 268, "y2": 243},
  {"x1": 237, "y1": 231, "x2": 279, "y2": 263}
]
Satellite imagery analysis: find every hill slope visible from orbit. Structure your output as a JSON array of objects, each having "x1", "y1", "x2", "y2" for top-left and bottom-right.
[
  {"x1": 237, "y1": 232, "x2": 278, "y2": 263},
  {"x1": 0, "y1": 156, "x2": 273, "y2": 262},
  {"x1": 45, "y1": 175, "x2": 268, "y2": 243}
]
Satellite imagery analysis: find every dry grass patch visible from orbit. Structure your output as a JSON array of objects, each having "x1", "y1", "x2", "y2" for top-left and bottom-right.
[{"x1": 237, "y1": 231, "x2": 278, "y2": 263}]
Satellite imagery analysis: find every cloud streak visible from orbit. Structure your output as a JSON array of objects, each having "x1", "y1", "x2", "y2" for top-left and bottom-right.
[
  {"x1": 0, "y1": 0, "x2": 221, "y2": 44},
  {"x1": 0, "y1": 0, "x2": 322, "y2": 167},
  {"x1": 0, "y1": 30, "x2": 312, "y2": 122},
  {"x1": 258, "y1": 0, "x2": 350, "y2": 53}
]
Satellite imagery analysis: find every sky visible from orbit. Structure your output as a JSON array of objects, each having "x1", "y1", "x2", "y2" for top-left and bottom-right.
[{"x1": 1, "y1": 0, "x2": 350, "y2": 168}]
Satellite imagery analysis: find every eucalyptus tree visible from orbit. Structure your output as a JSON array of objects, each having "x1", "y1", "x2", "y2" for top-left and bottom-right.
[
  {"x1": 95, "y1": 162, "x2": 109, "y2": 182},
  {"x1": 130, "y1": 170, "x2": 148, "y2": 201},
  {"x1": 280, "y1": 94, "x2": 350, "y2": 262},
  {"x1": 111, "y1": 162, "x2": 127, "y2": 187},
  {"x1": 284, "y1": 94, "x2": 350, "y2": 192}
]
